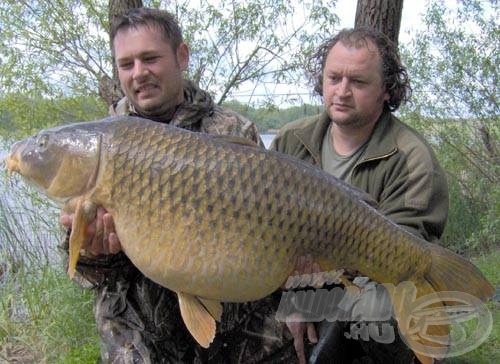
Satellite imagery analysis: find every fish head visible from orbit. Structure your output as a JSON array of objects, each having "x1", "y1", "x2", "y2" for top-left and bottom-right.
[{"x1": 5, "y1": 125, "x2": 101, "y2": 201}]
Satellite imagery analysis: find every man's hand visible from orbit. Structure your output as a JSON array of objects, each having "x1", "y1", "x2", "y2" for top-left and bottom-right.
[
  {"x1": 60, "y1": 206, "x2": 122, "y2": 255},
  {"x1": 285, "y1": 254, "x2": 320, "y2": 364}
]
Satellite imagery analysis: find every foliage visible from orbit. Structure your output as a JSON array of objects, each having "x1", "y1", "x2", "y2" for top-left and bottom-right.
[
  {"x1": 0, "y1": 0, "x2": 109, "y2": 97},
  {"x1": 170, "y1": 0, "x2": 339, "y2": 104},
  {"x1": 0, "y1": 0, "x2": 340, "y2": 105},
  {"x1": 400, "y1": 0, "x2": 499, "y2": 254},
  {"x1": 223, "y1": 99, "x2": 323, "y2": 131},
  {"x1": 402, "y1": 0, "x2": 498, "y2": 120},
  {"x1": 400, "y1": 0, "x2": 498, "y2": 176},
  {"x1": 0, "y1": 94, "x2": 107, "y2": 137}
]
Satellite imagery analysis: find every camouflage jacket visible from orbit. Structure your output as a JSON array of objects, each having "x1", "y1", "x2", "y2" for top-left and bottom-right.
[
  {"x1": 110, "y1": 80, "x2": 264, "y2": 145},
  {"x1": 62, "y1": 80, "x2": 296, "y2": 363}
]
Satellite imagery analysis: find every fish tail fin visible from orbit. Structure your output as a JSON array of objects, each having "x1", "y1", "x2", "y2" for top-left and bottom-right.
[
  {"x1": 390, "y1": 279, "x2": 450, "y2": 364},
  {"x1": 426, "y1": 243, "x2": 494, "y2": 301},
  {"x1": 390, "y1": 244, "x2": 494, "y2": 363}
]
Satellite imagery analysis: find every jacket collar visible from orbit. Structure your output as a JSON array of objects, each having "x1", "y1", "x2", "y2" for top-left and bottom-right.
[
  {"x1": 293, "y1": 110, "x2": 398, "y2": 166},
  {"x1": 109, "y1": 80, "x2": 214, "y2": 130},
  {"x1": 293, "y1": 111, "x2": 330, "y2": 166},
  {"x1": 360, "y1": 110, "x2": 398, "y2": 163}
]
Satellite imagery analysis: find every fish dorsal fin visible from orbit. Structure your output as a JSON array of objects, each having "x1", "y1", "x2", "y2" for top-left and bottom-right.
[
  {"x1": 177, "y1": 292, "x2": 219, "y2": 348},
  {"x1": 199, "y1": 297, "x2": 223, "y2": 322},
  {"x1": 68, "y1": 197, "x2": 97, "y2": 278},
  {"x1": 212, "y1": 135, "x2": 260, "y2": 148}
]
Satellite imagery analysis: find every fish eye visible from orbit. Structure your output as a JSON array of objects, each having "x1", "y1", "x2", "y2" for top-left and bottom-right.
[{"x1": 36, "y1": 134, "x2": 49, "y2": 149}]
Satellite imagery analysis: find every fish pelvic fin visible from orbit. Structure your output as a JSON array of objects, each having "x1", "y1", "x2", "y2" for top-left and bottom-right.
[
  {"x1": 67, "y1": 197, "x2": 96, "y2": 279},
  {"x1": 199, "y1": 297, "x2": 223, "y2": 322},
  {"x1": 178, "y1": 292, "x2": 221, "y2": 348},
  {"x1": 425, "y1": 243, "x2": 494, "y2": 301}
]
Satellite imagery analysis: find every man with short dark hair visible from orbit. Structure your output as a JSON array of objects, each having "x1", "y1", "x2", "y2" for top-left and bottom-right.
[
  {"x1": 271, "y1": 27, "x2": 449, "y2": 363},
  {"x1": 61, "y1": 7, "x2": 300, "y2": 363}
]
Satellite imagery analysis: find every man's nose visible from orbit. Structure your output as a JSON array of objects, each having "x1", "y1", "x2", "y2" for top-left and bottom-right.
[
  {"x1": 132, "y1": 61, "x2": 149, "y2": 80},
  {"x1": 337, "y1": 78, "x2": 352, "y2": 97}
]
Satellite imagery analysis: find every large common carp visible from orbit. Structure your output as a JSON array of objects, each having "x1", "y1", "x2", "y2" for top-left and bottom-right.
[{"x1": 5, "y1": 116, "x2": 493, "y2": 362}]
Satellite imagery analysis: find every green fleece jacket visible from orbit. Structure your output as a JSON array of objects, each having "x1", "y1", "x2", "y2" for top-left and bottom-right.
[{"x1": 270, "y1": 110, "x2": 449, "y2": 242}]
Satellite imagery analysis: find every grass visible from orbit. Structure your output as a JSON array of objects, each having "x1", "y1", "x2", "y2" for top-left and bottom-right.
[
  {"x1": 0, "y1": 266, "x2": 100, "y2": 363},
  {"x1": 0, "y1": 253, "x2": 497, "y2": 362},
  {"x1": 0, "y1": 169, "x2": 99, "y2": 362},
  {"x1": 443, "y1": 251, "x2": 500, "y2": 363}
]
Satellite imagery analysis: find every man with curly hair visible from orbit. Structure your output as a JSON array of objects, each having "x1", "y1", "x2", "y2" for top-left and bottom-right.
[{"x1": 271, "y1": 28, "x2": 449, "y2": 363}]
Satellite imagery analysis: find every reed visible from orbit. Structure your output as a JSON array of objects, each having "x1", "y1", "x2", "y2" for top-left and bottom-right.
[{"x1": 0, "y1": 165, "x2": 99, "y2": 362}]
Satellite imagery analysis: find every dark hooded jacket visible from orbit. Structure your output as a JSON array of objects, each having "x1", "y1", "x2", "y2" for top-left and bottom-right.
[{"x1": 270, "y1": 110, "x2": 449, "y2": 242}]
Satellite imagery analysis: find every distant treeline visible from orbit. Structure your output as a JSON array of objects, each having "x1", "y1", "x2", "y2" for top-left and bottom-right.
[
  {"x1": 0, "y1": 95, "x2": 323, "y2": 137},
  {"x1": 0, "y1": 94, "x2": 107, "y2": 138},
  {"x1": 222, "y1": 100, "x2": 324, "y2": 132}
]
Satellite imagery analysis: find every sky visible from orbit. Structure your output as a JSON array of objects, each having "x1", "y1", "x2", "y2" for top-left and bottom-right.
[
  {"x1": 335, "y1": 0, "x2": 430, "y2": 42},
  {"x1": 229, "y1": 0, "x2": 432, "y2": 105}
]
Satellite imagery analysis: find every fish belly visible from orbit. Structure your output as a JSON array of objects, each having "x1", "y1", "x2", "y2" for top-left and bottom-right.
[{"x1": 96, "y1": 121, "x2": 424, "y2": 302}]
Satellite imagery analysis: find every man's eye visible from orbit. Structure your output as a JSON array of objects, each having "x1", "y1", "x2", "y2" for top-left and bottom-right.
[
  {"x1": 118, "y1": 63, "x2": 133, "y2": 70},
  {"x1": 144, "y1": 56, "x2": 159, "y2": 63}
]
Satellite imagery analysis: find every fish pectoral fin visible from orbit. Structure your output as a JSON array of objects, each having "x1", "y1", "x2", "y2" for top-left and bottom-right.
[
  {"x1": 177, "y1": 292, "x2": 217, "y2": 348},
  {"x1": 68, "y1": 197, "x2": 97, "y2": 279},
  {"x1": 340, "y1": 274, "x2": 355, "y2": 287},
  {"x1": 62, "y1": 197, "x2": 80, "y2": 215}
]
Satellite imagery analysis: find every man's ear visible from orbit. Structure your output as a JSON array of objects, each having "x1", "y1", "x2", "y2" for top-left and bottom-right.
[
  {"x1": 176, "y1": 42, "x2": 189, "y2": 71},
  {"x1": 383, "y1": 90, "x2": 390, "y2": 102}
]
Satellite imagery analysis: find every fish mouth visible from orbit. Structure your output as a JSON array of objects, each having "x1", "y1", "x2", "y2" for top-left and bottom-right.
[
  {"x1": 4, "y1": 153, "x2": 20, "y2": 176},
  {"x1": 4, "y1": 140, "x2": 26, "y2": 176}
]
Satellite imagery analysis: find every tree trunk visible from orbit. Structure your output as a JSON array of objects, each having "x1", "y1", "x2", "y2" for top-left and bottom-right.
[
  {"x1": 354, "y1": 0, "x2": 403, "y2": 45},
  {"x1": 99, "y1": 0, "x2": 143, "y2": 106}
]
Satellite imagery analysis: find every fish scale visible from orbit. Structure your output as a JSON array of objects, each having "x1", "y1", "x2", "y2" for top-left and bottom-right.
[{"x1": 5, "y1": 115, "x2": 493, "y2": 360}]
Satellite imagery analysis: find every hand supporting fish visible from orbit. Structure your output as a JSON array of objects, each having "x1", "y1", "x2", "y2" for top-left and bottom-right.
[
  {"x1": 285, "y1": 255, "x2": 320, "y2": 364},
  {"x1": 60, "y1": 207, "x2": 121, "y2": 256}
]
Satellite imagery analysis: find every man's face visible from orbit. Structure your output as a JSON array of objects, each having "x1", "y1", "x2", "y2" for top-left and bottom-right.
[
  {"x1": 322, "y1": 40, "x2": 389, "y2": 129},
  {"x1": 113, "y1": 25, "x2": 188, "y2": 116}
]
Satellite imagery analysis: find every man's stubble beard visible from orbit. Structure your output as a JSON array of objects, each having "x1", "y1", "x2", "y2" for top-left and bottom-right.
[{"x1": 331, "y1": 111, "x2": 370, "y2": 130}]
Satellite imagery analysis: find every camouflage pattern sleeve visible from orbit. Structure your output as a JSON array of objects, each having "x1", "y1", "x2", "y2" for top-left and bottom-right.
[
  {"x1": 58, "y1": 228, "x2": 131, "y2": 288},
  {"x1": 201, "y1": 105, "x2": 265, "y2": 147}
]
